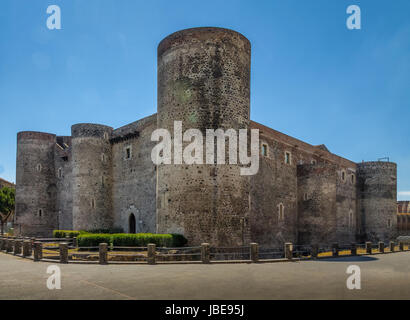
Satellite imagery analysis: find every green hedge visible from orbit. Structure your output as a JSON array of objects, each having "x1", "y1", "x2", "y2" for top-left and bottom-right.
[
  {"x1": 77, "y1": 234, "x2": 113, "y2": 247},
  {"x1": 53, "y1": 230, "x2": 85, "y2": 238},
  {"x1": 76, "y1": 233, "x2": 187, "y2": 247}
]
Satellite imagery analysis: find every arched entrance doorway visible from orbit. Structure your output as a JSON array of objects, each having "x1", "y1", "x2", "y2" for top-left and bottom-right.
[{"x1": 129, "y1": 213, "x2": 136, "y2": 234}]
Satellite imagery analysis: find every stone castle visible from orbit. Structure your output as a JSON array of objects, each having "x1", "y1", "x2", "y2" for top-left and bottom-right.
[{"x1": 14, "y1": 27, "x2": 398, "y2": 247}]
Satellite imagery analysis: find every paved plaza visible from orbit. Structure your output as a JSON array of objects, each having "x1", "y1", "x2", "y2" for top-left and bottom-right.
[{"x1": 1, "y1": 252, "x2": 409, "y2": 300}]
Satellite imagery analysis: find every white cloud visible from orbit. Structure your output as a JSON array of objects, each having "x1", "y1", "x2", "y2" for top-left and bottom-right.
[{"x1": 398, "y1": 191, "x2": 410, "y2": 196}]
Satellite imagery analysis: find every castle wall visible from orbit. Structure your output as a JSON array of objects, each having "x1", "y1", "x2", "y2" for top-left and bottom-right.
[
  {"x1": 156, "y1": 27, "x2": 251, "y2": 246},
  {"x1": 334, "y1": 166, "x2": 357, "y2": 244},
  {"x1": 15, "y1": 132, "x2": 58, "y2": 237},
  {"x1": 54, "y1": 136, "x2": 73, "y2": 230},
  {"x1": 250, "y1": 135, "x2": 298, "y2": 247},
  {"x1": 297, "y1": 163, "x2": 337, "y2": 244},
  {"x1": 71, "y1": 124, "x2": 114, "y2": 231},
  {"x1": 111, "y1": 115, "x2": 157, "y2": 234},
  {"x1": 357, "y1": 161, "x2": 397, "y2": 242}
]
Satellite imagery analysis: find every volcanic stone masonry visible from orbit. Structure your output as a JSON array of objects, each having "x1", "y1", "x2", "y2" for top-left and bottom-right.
[{"x1": 13, "y1": 27, "x2": 398, "y2": 246}]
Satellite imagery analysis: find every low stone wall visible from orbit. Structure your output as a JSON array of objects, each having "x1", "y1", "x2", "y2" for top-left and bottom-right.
[{"x1": 1, "y1": 236, "x2": 409, "y2": 265}]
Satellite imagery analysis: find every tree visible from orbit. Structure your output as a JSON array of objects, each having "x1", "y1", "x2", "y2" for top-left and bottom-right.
[{"x1": 0, "y1": 187, "x2": 15, "y2": 235}]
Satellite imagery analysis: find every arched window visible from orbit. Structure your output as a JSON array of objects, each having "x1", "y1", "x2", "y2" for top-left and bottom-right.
[
  {"x1": 261, "y1": 144, "x2": 268, "y2": 157},
  {"x1": 58, "y1": 167, "x2": 62, "y2": 178},
  {"x1": 36, "y1": 164, "x2": 42, "y2": 172},
  {"x1": 129, "y1": 213, "x2": 136, "y2": 234},
  {"x1": 341, "y1": 170, "x2": 346, "y2": 182},
  {"x1": 278, "y1": 203, "x2": 284, "y2": 221}
]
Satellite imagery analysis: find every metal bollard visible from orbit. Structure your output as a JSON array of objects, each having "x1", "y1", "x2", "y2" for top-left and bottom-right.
[
  {"x1": 147, "y1": 243, "x2": 156, "y2": 265},
  {"x1": 201, "y1": 243, "x2": 210, "y2": 264},
  {"x1": 250, "y1": 243, "x2": 259, "y2": 263},
  {"x1": 99, "y1": 243, "x2": 108, "y2": 265},
  {"x1": 60, "y1": 243, "x2": 68, "y2": 264}
]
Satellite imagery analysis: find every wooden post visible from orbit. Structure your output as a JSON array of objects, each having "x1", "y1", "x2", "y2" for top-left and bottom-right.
[
  {"x1": 311, "y1": 244, "x2": 319, "y2": 259},
  {"x1": 284, "y1": 242, "x2": 293, "y2": 260},
  {"x1": 332, "y1": 243, "x2": 339, "y2": 257},
  {"x1": 33, "y1": 242, "x2": 42, "y2": 261},
  {"x1": 99, "y1": 243, "x2": 108, "y2": 265},
  {"x1": 22, "y1": 240, "x2": 31, "y2": 257},
  {"x1": 201, "y1": 243, "x2": 210, "y2": 264},
  {"x1": 147, "y1": 243, "x2": 156, "y2": 265},
  {"x1": 6, "y1": 239, "x2": 14, "y2": 253},
  {"x1": 250, "y1": 243, "x2": 258, "y2": 263},
  {"x1": 366, "y1": 242, "x2": 372, "y2": 254},
  {"x1": 351, "y1": 243, "x2": 357, "y2": 256},
  {"x1": 60, "y1": 243, "x2": 68, "y2": 264},
  {"x1": 399, "y1": 242, "x2": 404, "y2": 251},
  {"x1": 14, "y1": 240, "x2": 22, "y2": 255},
  {"x1": 378, "y1": 242, "x2": 385, "y2": 253}
]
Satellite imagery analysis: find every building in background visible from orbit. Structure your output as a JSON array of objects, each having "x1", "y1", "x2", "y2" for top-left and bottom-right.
[{"x1": 397, "y1": 201, "x2": 410, "y2": 236}]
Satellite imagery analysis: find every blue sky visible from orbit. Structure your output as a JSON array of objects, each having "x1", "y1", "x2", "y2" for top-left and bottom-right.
[{"x1": 0, "y1": 0, "x2": 409, "y2": 200}]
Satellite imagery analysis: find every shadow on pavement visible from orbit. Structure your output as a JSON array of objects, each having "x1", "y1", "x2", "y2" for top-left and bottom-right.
[{"x1": 314, "y1": 256, "x2": 378, "y2": 262}]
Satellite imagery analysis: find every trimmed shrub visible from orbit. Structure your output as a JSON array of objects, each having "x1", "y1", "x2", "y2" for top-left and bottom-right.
[
  {"x1": 75, "y1": 232, "x2": 188, "y2": 247},
  {"x1": 86, "y1": 228, "x2": 124, "y2": 234},
  {"x1": 77, "y1": 234, "x2": 113, "y2": 247},
  {"x1": 53, "y1": 230, "x2": 85, "y2": 238},
  {"x1": 171, "y1": 234, "x2": 188, "y2": 247}
]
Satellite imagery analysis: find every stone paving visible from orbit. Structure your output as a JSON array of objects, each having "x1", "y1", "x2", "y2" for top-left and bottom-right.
[{"x1": 0, "y1": 251, "x2": 409, "y2": 299}]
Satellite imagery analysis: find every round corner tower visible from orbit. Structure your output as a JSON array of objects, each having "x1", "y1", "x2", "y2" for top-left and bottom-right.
[
  {"x1": 15, "y1": 131, "x2": 58, "y2": 236},
  {"x1": 71, "y1": 123, "x2": 113, "y2": 231},
  {"x1": 157, "y1": 27, "x2": 252, "y2": 246},
  {"x1": 357, "y1": 161, "x2": 397, "y2": 242}
]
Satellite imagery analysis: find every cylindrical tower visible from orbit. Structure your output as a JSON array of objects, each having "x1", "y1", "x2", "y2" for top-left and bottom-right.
[
  {"x1": 156, "y1": 27, "x2": 251, "y2": 246},
  {"x1": 71, "y1": 124, "x2": 113, "y2": 231},
  {"x1": 15, "y1": 131, "x2": 58, "y2": 237},
  {"x1": 357, "y1": 161, "x2": 397, "y2": 242}
]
